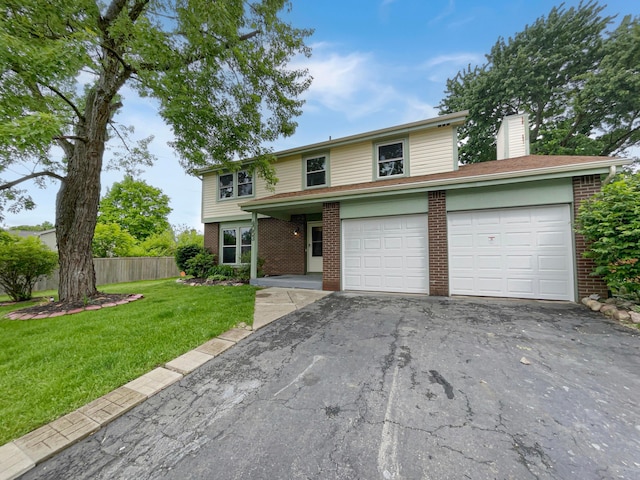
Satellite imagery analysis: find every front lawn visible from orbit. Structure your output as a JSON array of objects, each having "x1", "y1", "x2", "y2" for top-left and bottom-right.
[{"x1": 0, "y1": 279, "x2": 256, "y2": 446}]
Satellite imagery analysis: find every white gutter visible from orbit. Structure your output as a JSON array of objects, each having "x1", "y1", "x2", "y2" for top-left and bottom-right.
[{"x1": 241, "y1": 158, "x2": 632, "y2": 210}]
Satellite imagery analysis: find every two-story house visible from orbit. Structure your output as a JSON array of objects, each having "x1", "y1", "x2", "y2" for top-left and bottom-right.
[{"x1": 199, "y1": 111, "x2": 631, "y2": 301}]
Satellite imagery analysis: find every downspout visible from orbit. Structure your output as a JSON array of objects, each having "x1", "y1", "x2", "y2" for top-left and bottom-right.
[
  {"x1": 250, "y1": 211, "x2": 258, "y2": 280},
  {"x1": 603, "y1": 165, "x2": 616, "y2": 185}
]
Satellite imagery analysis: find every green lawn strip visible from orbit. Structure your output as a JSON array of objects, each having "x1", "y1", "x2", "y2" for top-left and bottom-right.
[{"x1": 0, "y1": 279, "x2": 256, "y2": 445}]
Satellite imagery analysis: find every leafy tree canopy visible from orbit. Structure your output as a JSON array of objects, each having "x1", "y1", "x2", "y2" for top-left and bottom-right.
[
  {"x1": 92, "y1": 222, "x2": 137, "y2": 258},
  {"x1": 439, "y1": 1, "x2": 640, "y2": 164},
  {"x1": 98, "y1": 176, "x2": 171, "y2": 241},
  {"x1": 8, "y1": 221, "x2": 54, "y2": 232},
  {"x1": 0, "y1": 0, "x2": 311, "y2": 301}
]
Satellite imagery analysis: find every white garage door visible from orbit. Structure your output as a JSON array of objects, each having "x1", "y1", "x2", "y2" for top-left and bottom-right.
[
  {"x1": 343, "y1": 214, "x2": 428, "y2": 294},
  {"x1": 448, "y1": 205, "x2": 574, "y2": 301}
]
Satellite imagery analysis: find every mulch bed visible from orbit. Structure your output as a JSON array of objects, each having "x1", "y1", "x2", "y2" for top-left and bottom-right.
[
  {"x1": 4, "y1": 293, "x2": 143, "y2": 320},
  {"x1": 177, "y1": 278, "x2": 247, "y2": 287}
]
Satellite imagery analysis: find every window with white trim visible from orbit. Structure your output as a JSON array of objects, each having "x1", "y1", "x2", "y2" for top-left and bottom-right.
[
  {"x1": 218, "y1": 170, "x2": 253, "y2": 200},
  {"x1": 221, "y1": 226, "x2": 252, "y2": 264},
  {"x1": 377, "y1": 141, "x2": 404, "y2": 177},
  {"x1": 305, "y1": 155, "x2": 327, "y2": 188}
]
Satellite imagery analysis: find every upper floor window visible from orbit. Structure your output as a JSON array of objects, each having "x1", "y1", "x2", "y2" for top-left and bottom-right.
[
  {"x1": 305, "y1": 155, "x2": 327, "y2": 188},
  {"x1": 377, "y1": 141, "x2": 404, "y2": 177},
  {"x1": 218, "y1": 170, "x2": 253, "y2": 200}
]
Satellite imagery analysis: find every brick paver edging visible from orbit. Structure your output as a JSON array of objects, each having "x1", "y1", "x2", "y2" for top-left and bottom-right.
[
  {"x1": 3, "y1": 294, "x2": 144, "y2": 320},
  {"x1": 0, "y1": 326, "x2": 255, "y2": 480}
]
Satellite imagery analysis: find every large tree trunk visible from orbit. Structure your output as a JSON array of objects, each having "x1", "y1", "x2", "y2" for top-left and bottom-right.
[{"x1": 55, "y1": 89, "x2": 112, "y2": 302}]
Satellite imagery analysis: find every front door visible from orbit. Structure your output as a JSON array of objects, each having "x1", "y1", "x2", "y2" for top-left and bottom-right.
[{"x1": 307, "y1": 222, "x2": 323, "y2": 272}]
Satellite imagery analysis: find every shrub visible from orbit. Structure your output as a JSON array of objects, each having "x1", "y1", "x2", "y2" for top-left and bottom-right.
[
  {"x1": 575, "y1": 172, "x2": 640, "y2": 300},
  {"x1": 185, "y1": 251, "x2": 217, "y2": 278},
  {"x1": 237, "y1": 251, "x2": 265, "y2": 281},
  {"x1": 0, "y1": 234, "x2": 58, "y2": 301},
  {"x1": 175, "y1": 244, "x2": 206, "y2": 272},
  {"x1": 208, "y1": 264, "x2": 237, "y2": 279}
]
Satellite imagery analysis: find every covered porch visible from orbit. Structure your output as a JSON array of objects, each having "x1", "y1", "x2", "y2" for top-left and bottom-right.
[{"x1": 250, "y1": 273, "x2": 323, "y2": 290}]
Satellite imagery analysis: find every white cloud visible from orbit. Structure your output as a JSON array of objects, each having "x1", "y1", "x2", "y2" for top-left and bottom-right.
[
  {"x1": 422, "y1": 53, "x2": 484, "y2": 69},
  {"x1": 420, "y1": 52, "x2": 485, "y2": 85},
  {"x1": 429, "y1": 0, "x2": 456, "y2": 25},
  {"x1": 293, "y1": 45, "x2": 437, "y2": 123}
]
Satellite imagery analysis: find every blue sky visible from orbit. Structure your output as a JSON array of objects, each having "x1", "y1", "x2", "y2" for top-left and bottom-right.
[{"x1": 4, "y1": 0, "x2": 639, "y2": 231}]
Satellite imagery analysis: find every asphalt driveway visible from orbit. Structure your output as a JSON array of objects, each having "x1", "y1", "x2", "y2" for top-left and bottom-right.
[{"x1": 23, "y1": 293, "x2": 640, "y2": 480}]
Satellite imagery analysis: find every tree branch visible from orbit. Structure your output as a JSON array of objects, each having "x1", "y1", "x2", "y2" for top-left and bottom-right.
[
  {"x1": 129, "y1": 0, "x2": 151, "y2": 22},
  {"x1": 0, "y1": 171, "x2": 65, "y2": 191},
  {"x1": 44, "y1": 84, "x2": 85, "y2": 121},
  {"x1": 54, "y1": 135, "x2": 87, "y2": 142}
]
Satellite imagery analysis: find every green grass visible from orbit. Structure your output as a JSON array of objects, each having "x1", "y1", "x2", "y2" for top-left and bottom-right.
[{"x1": 0, "y1": 279, "x2": 256, "y2": 445}]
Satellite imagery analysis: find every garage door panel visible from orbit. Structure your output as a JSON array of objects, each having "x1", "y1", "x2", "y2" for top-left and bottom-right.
[
  {"x1": 505, "y1": 232, "x2": 533, "y2": 247},
  {"x1": 364, "y1": 256, "x2": 381, "y2": 268},
  {"x1": 540, "y1": 280, "x2": 570, "y2": 296},
  {"x1": 384, "y1": 237, "x2": 402, "y2": 249},
  {"x1": 537, "y1": 231, "x2": 565, "y2": 247},
  {"x1": 451, "y1": 233, "x2": 473, "y2": 248},
  {"x1": 505, "y1": 255, "x2": 534, "y2": 271},
  {"x1": 383, "y1": 256, "x2": 402, "y2": 268},
  {"x1": 507, "y1": 278, "x2": 534, "y2": 295},
  {"x1": 363, "y1": 239, "x2": 380, "y2": 250},
  {"x1": 477, "y1": 277, "x2": 504, "y2": 294},
  {"x1": 538, "y1": 255, "x2": 568, "y2": 271},
  {"x1": 345, "y1": 257, "x2": 361, "y2": 268},
  {"x1": 477, "y1": 255, "x2": 502, "y2": 270},
  {"x1": 449, "y1": 205, "x2": 574, "y2": 301},
  {"x1": 451, "y1": 276, "x2": 474, "y2": 291},
  {"x1": 451, "y1": 255, "x2": 474, "y2": 269},
  {"x1": 404, "y1": 256, "x2": 428, "y2": 269},
  {"x1": 476, "y1": 211, "x2": 501, "y2": 225},
  {"x1": 343, "y1": 214, "x2": 428, "y2": 294}
]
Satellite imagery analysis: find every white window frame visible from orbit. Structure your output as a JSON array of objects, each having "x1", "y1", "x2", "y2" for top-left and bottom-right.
[
  {"x1": 304, "y1": 154, "x2": 328, "y2": 189},
  {"x1": 218, "y1": 170, "x2": 254, "y2": 200},
  {"x1": 220, "y1": 225, "x2": 252, "y2": 265},
  {"x1": 376, "y1": 140, "x2": 405, "y2": 179}
]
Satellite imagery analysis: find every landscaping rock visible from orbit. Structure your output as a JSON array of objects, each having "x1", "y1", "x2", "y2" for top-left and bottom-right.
[
  {"x1": 613, "y1": 309, "x2": 631, "y2": 322},
  {"x1": 587, "y1": 300, "x2": 603, "y2": 311},
  {"x1": 629, "y1": 311, "x2": 640, "y2": 324},
  {"x1": 581, "y1": 297, "x2": 591, "y2": 306},
  {"x1": 599, "y1": 304, "x2": 618, "y2": 316}
]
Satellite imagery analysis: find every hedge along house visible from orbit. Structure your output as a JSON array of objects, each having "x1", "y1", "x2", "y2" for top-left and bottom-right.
[{"x1": 199, "y1": 111, "x2": 632, "y2": 301}]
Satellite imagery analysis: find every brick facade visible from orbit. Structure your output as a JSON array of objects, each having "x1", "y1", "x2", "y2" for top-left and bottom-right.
[
  {"x1": 428, "y1": 191, "x2": 449, "y2": 296},
  {"x1": 203, "y1": 223, "x2": 219, "y2": 260},
  {"x1": 573, "y1": 175, "x2": 609, "y2": 299},
  {"x1": 258, "y1": 217, "x2": 306, "y2": 276},
  {"x1": 322, "y1": 202, "x2": 341, "y2": 291}
]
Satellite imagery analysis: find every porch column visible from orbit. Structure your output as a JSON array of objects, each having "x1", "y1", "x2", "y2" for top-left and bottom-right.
[{"x1": 250, "y1": 212, "x2": 258, "y2": 280}]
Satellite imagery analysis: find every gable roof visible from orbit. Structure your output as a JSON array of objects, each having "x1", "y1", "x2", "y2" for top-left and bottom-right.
[
  {"x1": 241, "y1": 155, "x2": 631, "y2": 213},
  {"x1": 197, "y1": 110, "x2": 469, "y2": 175}
]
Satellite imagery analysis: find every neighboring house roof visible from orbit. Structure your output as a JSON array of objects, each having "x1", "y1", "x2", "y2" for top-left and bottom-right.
[
  {"x1": 240, "y1": 155, "x2": 631, "y2": 216},
  {"x1": 197, "y1": 110, "x2": 470, "y2": 175}
]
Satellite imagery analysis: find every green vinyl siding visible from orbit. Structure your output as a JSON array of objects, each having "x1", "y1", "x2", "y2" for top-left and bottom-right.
[
  {"x1": 341, "y1": 194, "x2": 428, "y2": 219},
  {"x1": 446, "y1": 178, "x2": 573, "y2": 211}
]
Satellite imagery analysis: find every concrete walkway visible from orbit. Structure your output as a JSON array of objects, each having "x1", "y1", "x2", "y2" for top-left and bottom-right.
[{"x1": 0, "y1": 287, "x2": 331, "y2": 480}]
